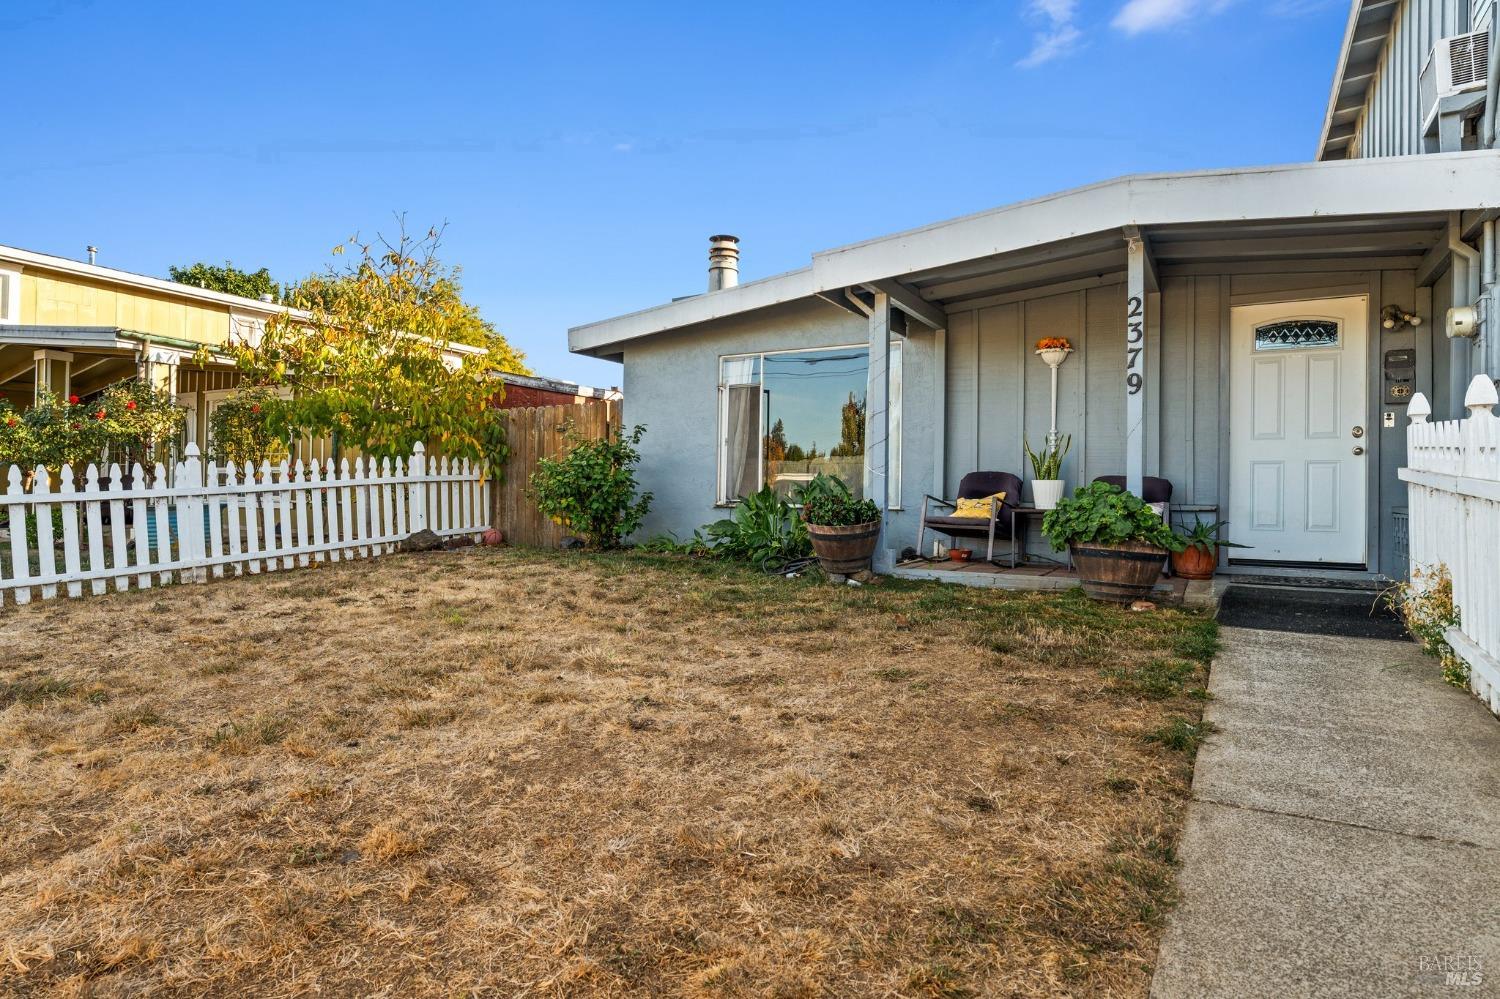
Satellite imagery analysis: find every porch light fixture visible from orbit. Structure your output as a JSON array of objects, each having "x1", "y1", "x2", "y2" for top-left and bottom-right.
[
  {"x1": 1035, "y1": 337, "x2": 1073, "y2": 449},
  {"x1": 1381, "y1": 305, "x2": 1423, "y2": 331}
]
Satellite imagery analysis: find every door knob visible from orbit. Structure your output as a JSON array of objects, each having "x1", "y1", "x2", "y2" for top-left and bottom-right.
[
  {"x1": 1351, "y1": 426, "x2": 1364, "y2": 438},
  {"x1": 1352, "y1": 446, "x2": 1365, "y2": 455}
]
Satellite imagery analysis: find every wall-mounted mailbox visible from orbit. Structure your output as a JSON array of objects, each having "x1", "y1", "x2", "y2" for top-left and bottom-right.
[{"x1": 1383, "y1": 348, "x2": 1416, "y2": 405}]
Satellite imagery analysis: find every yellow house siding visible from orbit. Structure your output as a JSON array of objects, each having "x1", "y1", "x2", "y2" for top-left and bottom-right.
[{"x1": 19, "y1": 270, "x2": 233, "y2": 345}]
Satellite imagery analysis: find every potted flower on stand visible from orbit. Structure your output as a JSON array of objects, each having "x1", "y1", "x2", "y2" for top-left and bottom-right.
[
  {"x1": 1024, "y1": 434, "x2": 1071, "y2": 510},
  {"x1": 1042, "y1": 481, "x2": 1181, "y2": 603},
  {"x1": 1170, "y1": 519, "x2": 1246, "y2": 580},
  {"x1": 795, "y1": 473, "x2": 882, "y2": 575}
]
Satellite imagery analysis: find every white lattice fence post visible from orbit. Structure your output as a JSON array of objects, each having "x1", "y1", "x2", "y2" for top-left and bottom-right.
[{"x1": 1407, "y1": 393, "x2": 1431, "y2": 579}]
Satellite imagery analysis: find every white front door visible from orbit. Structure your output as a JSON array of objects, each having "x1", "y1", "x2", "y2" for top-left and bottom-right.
[{"x1": 1229, "y1": 296, "x2": 1368, "y2": 566}]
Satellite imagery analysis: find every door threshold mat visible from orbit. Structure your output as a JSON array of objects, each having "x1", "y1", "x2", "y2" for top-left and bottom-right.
[{"x1": 1217, "y1": 584, "x2": 1409, "y2": 640}]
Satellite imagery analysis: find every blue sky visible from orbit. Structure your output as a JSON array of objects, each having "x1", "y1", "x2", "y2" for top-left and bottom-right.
[{"x1": 7, "y1": 0, "x2": 1349, "y2": 386}]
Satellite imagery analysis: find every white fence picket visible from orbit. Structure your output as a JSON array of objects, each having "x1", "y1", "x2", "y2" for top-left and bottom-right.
[
  {"x1": 1401, "y1": 376, "x2": 1500, "y2": 717},
  {"x1": 2, "y1": 443, "x2": 486, "y2": 609}
]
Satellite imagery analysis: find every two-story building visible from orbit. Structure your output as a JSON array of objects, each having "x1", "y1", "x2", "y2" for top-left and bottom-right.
[{"x1": 570, "y1": 0, "x2": 1500, "y2": 582}]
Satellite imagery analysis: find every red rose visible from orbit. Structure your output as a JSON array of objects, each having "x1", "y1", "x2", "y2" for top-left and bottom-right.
[
  {"x1": 4, "y1": 417, "x2": 15, "y2": 427},
  {"x1": 68, "y1": 394, "x2": 80, "y2": 405},
  {"x1": 70, "y1": 422, "x2": 81, "y2": 430},
  {"x1": 125, "y1": 400, "x2": 137, "y2": 411},
  {"x1": 251, "y1": 404, "x2": 261, "y2": 413},
  {"x1": 95, "y1": 410, "x2": 107, "y2": 420}
]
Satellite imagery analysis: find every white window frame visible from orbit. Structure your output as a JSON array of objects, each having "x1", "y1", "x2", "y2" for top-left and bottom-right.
[
  {"x1": 715, "y1": 341, "x2": 902, "y2": 509},
  {"x1": 0, "y1": 265, "x2": 22, "y2": 325}
]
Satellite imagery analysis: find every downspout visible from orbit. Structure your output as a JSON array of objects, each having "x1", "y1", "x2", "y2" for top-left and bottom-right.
[
  {"x1": 1447, "y1": 215, "x2": 1481, "y2": 418},
  {"x1": 1483, "y1": 219, "x2": 1497, "y2": 379},
  {"x1": 1482, "y1": 12, "x2": 1499, "y2": 149}
]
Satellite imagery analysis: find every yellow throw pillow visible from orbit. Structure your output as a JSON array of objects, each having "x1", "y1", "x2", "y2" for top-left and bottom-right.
[{"x1": 952, "y1": 491, "x2": 1006, "y2": 518}]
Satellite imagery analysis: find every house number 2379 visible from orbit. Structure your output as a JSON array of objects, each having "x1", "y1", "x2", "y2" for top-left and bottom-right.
[{"x1": 1125, "y1": 295, "x2": 1144, "y2": 395}]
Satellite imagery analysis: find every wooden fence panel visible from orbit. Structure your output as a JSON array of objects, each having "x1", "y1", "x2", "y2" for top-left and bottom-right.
[{"x1": 493, "y1": 400, "x2": 620, "y2": 547}]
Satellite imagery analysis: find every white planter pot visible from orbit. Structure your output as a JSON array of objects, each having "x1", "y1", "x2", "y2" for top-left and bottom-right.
[{"x1": 1032, "y1": 479, "x2": 1065, "y2": 510}]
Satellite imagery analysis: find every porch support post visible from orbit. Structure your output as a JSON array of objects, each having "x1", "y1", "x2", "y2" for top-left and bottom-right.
[
  {"x1": 32, "y1": 349, "x2": 73, "y2": 405},
  {"x1": 865, "y1": 291, "x2": 891, "y2": 527},
  {"x1": 1125, "y1": 234, "x2": 1149, "y2": 496}
]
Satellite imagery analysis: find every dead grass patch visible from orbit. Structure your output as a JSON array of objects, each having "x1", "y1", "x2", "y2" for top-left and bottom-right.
[{"x1": 0, "y1": 547, "x2": 1215, "y2": 996}]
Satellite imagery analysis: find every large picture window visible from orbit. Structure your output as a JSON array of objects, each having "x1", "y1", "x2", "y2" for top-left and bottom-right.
[{"x1": 718, "y1": 343, "x2": 902, "y2": 508}]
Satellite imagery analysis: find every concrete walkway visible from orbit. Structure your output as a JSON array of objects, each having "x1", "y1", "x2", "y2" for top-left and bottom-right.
[{"x1": 1152, "y1": 626, "x2": 1500, "y2": 998}]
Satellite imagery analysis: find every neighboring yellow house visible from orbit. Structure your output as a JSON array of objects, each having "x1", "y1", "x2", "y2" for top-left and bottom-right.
[
  {"x1": 0, "y1": 242, "x2": 285, "y2": 451},
  {"x1": 0, "y1": 242, "x2": 485, "y2": 461}
]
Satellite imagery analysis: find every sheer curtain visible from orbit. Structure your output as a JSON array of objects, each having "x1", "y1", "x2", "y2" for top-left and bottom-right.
[{"x1": 720, "y1": 357, "x2": 761, "y2": 501}]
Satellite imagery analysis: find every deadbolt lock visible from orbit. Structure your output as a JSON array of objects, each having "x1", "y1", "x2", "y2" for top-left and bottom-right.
[
  {"x1": 1351, "y1": 426, "x2": 1365, "y2": 438},
  {"x1": 1352, "y1": 446, "x2": 1366, "y2": 456}
]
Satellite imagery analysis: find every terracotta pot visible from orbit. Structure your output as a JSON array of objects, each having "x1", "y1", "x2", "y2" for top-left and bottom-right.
[
  {"x1": 1170, "y1": 543, "x2": 1218, "y2": 580},
  {"x1": 1070, "y1": 540, "x2": 1168, "y2": 603},
  {"x1": 805, "y1": 520, "x2": 881, "y2": 574},
  {"x1": 948, "y1": 547, "x2": 973, "y2": 563}
]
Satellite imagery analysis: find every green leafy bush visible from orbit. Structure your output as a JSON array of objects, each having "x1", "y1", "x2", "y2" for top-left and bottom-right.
[
  {"x1": 207, "y1": 389, "x2": 289, "y2": 466},
  {"x1": 1041, "y1": 481, "x2": 1179, "y2": 552},
  {"x1": 794, "y1": 473, "x2": 879, "y2": 527},
  {"x1": 530, "y1": 423, "x2": 652, "y2": 548},
  {"x1": 0, "y1": 382, "x2": 183, "y2": 474}
]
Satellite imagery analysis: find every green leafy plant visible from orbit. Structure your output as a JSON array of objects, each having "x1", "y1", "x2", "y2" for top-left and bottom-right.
[
  {"x1": 1041, "y1": 481, "x2": 1180, "y2": 552},
  {"x1": 530, "y1": 422, "x2": 652, "y2": 548},
  {"x1": 794, "y1": 473, "x2": 879, "y2": 527},
  {"x1": 1024, "y1": 434, "x2": 1071, "y2": 480},
  {"x1": 1174, "y1": 519, "x2": 1249, "y2": 553},
  {"x1": 702, "y1": 486, "x2": 810, "y2": 569},
  {"x1": 207, "y1": 389, "x2": 289, "y2": 466},
  {"x1": 1387, "y1": 565, "x2": 1466, "y2": 687}
]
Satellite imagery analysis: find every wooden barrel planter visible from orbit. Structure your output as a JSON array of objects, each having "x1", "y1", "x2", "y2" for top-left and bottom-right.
[
  {"x1": 1070, "y1": 540, "x2": 1168, "y2": 603},
  {"x1": 1169, "y1": 544, "x2": 1218, "y2": 580},
  {"x1": 806, "y1": 520, "x2": 881, "y2": 574}
]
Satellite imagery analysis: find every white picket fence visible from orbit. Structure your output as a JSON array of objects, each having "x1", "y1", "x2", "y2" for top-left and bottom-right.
[
  {"x1": 0, "y1": 443, "x2": 490, "y2": 608},
  {"x1": 1400, "y1": 375, "x2": 1500, "y2": 715}
]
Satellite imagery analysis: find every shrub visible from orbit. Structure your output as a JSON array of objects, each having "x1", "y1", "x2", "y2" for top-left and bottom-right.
[
  {"x1": 207, "y1": 389, "x2": 289, "y2": 466},
  {"x1": 0, "y1": 382, "x2": 182, "y2": 475},
  {"x1": 1388, "y1": 565, "x2": 1466, "y2": 687},
  {"x1": 1041, "y1": 481, "x2": 1179, "y2": 552},
  {"x1": 794, "y1": 473, "x2": 879, "y2": 527},
  {"x1": 530, "y1": 423, "x2": 652, "y2": 548}
]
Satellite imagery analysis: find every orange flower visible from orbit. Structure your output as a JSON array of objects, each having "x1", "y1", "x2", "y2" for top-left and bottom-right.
[{"x1": 1036, "y1": 337, "x2": 1072, "y2": 351}]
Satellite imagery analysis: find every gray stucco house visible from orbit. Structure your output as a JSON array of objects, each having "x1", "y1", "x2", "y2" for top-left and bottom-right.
[{"x1": 571, "y1": 0, "x2": 1500, "y2": 579}]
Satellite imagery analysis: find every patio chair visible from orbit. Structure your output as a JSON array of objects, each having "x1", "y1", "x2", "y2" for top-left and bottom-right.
[
  {"x1": 1092, "y1": 475, "x2": 1172, "y2": 521},
  {"x1": 917, "y1": 471, "x2": 1023, "y2": 563}
]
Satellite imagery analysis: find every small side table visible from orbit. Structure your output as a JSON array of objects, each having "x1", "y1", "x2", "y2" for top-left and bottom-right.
[{"x1": 1005, "y1": 506, "x2": 1071, "y2": 569}]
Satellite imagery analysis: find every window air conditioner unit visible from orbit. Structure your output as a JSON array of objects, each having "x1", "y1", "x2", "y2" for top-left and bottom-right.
[{"x1": 1420, "y1": 30, "x2": 1490, "y2": 131}]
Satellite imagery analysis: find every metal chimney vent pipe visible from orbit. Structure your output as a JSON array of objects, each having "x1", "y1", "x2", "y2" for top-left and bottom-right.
[
  {"x1": 708, "y1": 234, "x2": 739, "y2": 291},
  {"x1": 86, "y1": 245, "x2": 98, "y2": 265}
]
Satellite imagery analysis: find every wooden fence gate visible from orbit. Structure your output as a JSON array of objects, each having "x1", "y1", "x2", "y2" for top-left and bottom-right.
[{"x1": 493, "y1": 400, "x2": 620, "y2": 547}]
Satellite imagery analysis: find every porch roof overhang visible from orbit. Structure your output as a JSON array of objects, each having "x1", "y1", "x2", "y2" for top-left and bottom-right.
[
  {"x1": 1315, "y1": 0, "x2": 1399, "y2": 162},
  {"x1": 569, "y1": 152, "x2": 1500, "y2": 359}
]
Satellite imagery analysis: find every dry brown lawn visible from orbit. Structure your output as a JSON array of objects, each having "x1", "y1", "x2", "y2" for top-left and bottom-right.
[{"x1": 0, "y1": 548, "x2": 1217, "y2": 997}]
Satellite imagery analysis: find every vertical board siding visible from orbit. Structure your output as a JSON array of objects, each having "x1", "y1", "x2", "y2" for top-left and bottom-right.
[
  {"x1": 0, "y1": 443, "x2": 490, "y2": 607},
  {"x1": 1402, "y1": 381, "x2": 1500, "y2": 716},
  {"x1": 945, "y1": 275, "x2": 1223, "y2": 517},
  {"x1": 492, "y1": 400, "x2": 621, "y2": 548},
  {"x1": 1352, "y1": 0, "x2": 1480, "y2": 159}
]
